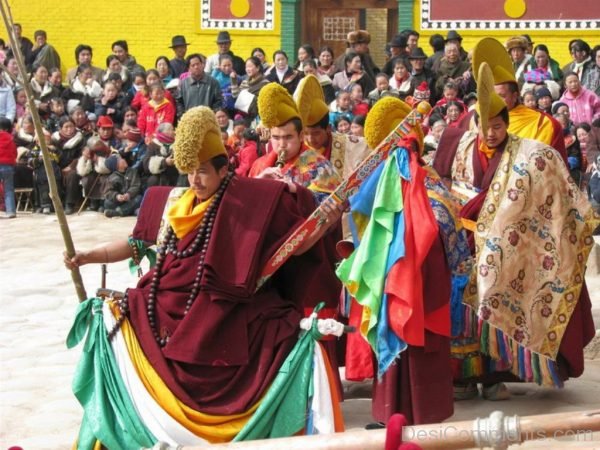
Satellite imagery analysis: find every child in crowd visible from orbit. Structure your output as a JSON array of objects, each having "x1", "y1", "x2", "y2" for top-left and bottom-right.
[
  {"x1": 95, "y1": 81, "x2": 126, "y2": 125},
  {"x1": 234, "y1": 128, "x2": 263, "y2": 177},
  {"x1": 329, "y1": 90, "x2": 353, "y2": 128},
  {"x1": 335, "y1": 113, "x2": 352, "y2": 134},
  {"x1": 102, "y1": 154, "x2": 142, "y2": 218},
  {"x1": 14, "y1": 87, "x2": 27, "y2": 121},
  {"x1": 119, "y1": 126, "x2": 145, "y2": 171},
  {"x1": 367, "y1": 73, "x2": 399, "y2": 107},
  {"x1": 227, "y1": 118, "x2": 247, "y2": 153},
  {"x1": 137, "y1": 83, "x2": 175, "y2": 141},
  {"x1": 535, "y1": 87, "x2": 553, "y2": 114},
  {"x1": 0, "y1": 117, "x2": 17, "y2": 218},
  {"x1": 522, "y1": 90, "x2": 536, "y2": 109},
  {"x1": 142, "y1": 122, "x2": 177, "y2": 187},
  {"x1": 46, "y1": 97, "x2": 68, "y2": 133},
  {"x1": 349, "y1": 83, "x2": 369, "y2": 116},
  {"x1": 350, "y1": 115, "x2": 365, "y2": 137}
]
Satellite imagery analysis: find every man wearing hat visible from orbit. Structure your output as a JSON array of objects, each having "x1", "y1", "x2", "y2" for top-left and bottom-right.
[
  {"x1": 335, "y1": 30, "x2": 379, "y2": 82},
  {"x1": 204, "y1": 31, "x2": 245, "y2": 76},
  {"x1": 505, "y1": 36, "x2": 534, "y2": 87},
  {"x1": 336, "y1": 96, "x2": 467, "y2": 424},
  {"x1": 444, "y1": 30, "x2": 468, "y2": 63},
  {"x1": 296, "y1": 75, "x2": 370, "y2": 178},
  {"x1": 382, "y1": 35, "x2": 409, "y2": 77},
  {"x1": 64, "y1": 105, "x2": 345, "y2": 443},
  {"x1": 433, "y1": 62, "x2": 597, "y2": 401},
  {"x1": 250, "y1": 82, "x2": 342, "y2": 204},
  {"x1": 408, "y1": 47, "x2": 435, "y2": 100},
  {"x1": 169, "y1": 35, "x2": 190, "y2": 78}
]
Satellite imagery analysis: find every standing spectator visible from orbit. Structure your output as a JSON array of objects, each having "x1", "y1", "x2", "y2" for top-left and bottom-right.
[
  {"x1": 317, "y1": 46, "x2": 337, "y2": 79},
  {"x1": 29, "y1": 30, "x2": 61, "y2": 72},
  {"x1": 251, "y1": 47, "x2": 270, "y2": 71},
  {"x1": 505, "y1": 36, "x2": 534, "y2": 87},
  {"x1": 66, "y1": 45, "x2": 104, "y2": 84},
  {"x1": 0, "y1": 117, "x2": 16, "y2": 218},
  {"x1": 211, "y1": 54, "x2": 239, "y2": 113},
  {"x1": 155, "y1": 56, "x2": 173, "y2": 84},
  {"x1": 302, "y1": 59, "x2": 335, "y2": 104},
  {"x1": 6, "y1": 23, "x2": 33, "y2": 65},
  {"x1": 168, "y1": 35, "x2": 190, "y2": 79},
  {"x1": 402, "y1": 29, "x2": 420, "y2": 52},
  {"x1": 335, "y1": 30, "x2": 379, "y2": 82},
  {"x1": 175, "y1": 53, "x2": 223, "y2": 118},
  {"x1": 433, "y1": 42, "x2": 470, "y2": 100},
  {"x1": 425, "y1": 34, "x2": 445, "y2": 72},
  {"x1": 559, "y1": 72, "x2": 600, "y2": 126},
  {"x1": 382, "y1": 35, "x2": 409, "y2": 76},
  {"x1": 204, "y1": 31, "x2": 245, "y2": 75},
  {"x1": 266, "y1": 50, "x2": 303, "y2": 95},
  {"x1": 0, "y1": 74, "x2": 16, "y2": 122},
  {"x1": 111, "y1": 40, "x2": 144, "y2": 73},
  {"x1": 442, "y1": 30, "x2": 468, "y2": 63},
  {"x1": 408, "y1": 47, "x2": 435, "y2": 98},
  {"x1": 582, "y1": 45, "x2": 600, "y2": 97},
  {"x1": 2, "y1": 56, "x2": 23, "y2": 89},
  {"x1": 102, "y1": 55, "x2": 131, "y2": 91},
  {"x1": 562, "y1": 40, "x2": 593, "y2": 81}
]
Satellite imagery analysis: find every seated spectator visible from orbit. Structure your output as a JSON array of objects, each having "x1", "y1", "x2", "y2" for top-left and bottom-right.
[
  {"x1": 46, "y1": 97, "x2": 68, "y2": 133},
  {"x1": 102, "y1": 154, "x2": 142, "y2": 217},
  {"x1": 329, "y1": 90, "x2": 353, "y2": 127},
  {"x1": 0, "y1": 116, "x2": 17, "y2": 218},
  {"x1": 95, "y1": 81, "x2": 127, "y2": 126},
  {"x1": 62, "y1": 63, "x2": 103, "y2": 114},
  {"x1": 66, "y1": 44, "x2": 104, "y2": 84},
  {"x1": 535, "y1": 87, "x2": 553, "y2": 114},
  {"x1": 231, "y1": 56, "x2": 269, "y2": 119},
  {"x1": 367, "y1": 73, "x2": 399, "y2": 107},
  {"x1": 48, "y1": 67, "x2": 64, "y2": 96},
  {"x1": 119, "y1": 126, "x2": 145, "y2": 171},
  {"x1": 127, "y1": 70, "x2": 147, "y2": 110},
  {"x1": 251, "y1": 47, "x2": 270, "y2": 72},
  {"x1": 559, "y1": 72, "x2": 600, "y2": 126},
  {"x1": 349, "y1": 83, "x2": 369, "y2": 116},
  {"x1": 51, "y1": 116, "x2": 85, "y2": 214},
  {"x1": 13, "y1": 114, "x2": 35, "y2": 192},
  {"x1": 137, "y1": 83, "x2": 175, "y2": 142},
  {"x1": 227, "y1": 118, "x2": 247, "y2": 153},
  {"x1": 142, "y1": 122, "x2": 177, "y2": 187},
  {"x1": 574, "y1": 122, "x2": 593, "y2": 169},
  {"x1": 582, "y1": 45, "x2": 600, "y2": 97},
  {"x1": 350, "y1": 114, "x2": 365, "y2": 137},
  {"x1": 70, "y1": 105, "x2": 94, "y2": 140},
  {"x1": 389, "y1": 57, "x2": 413, "y2": 100},
  {"x1": 2, "y1": 56, "x2": 23, "y2": 90},
  {"x1": 102, "y1": 55, "x2": 131, "y2": 91},
  {"x1": 76, "y1": 135, "x2": 115, "y2": 212},
  {"x1": 444, "y1": 100, "x2": 466, "y2": 127},
  {"x1": 155, "y1": 56, "x2": 173, "y2": 84},
  {"x1": 30, "y1": 64, "x2": 58, "y2": 118},
  {"x1": 423, "y1": 119, "x2": 447, "y2": 160},
  {"x1": 334, "y1": 113, "x2": 352, "y2": 134},
  {"x1": 522, "y1": 89, "x2": 536, "y2": 109},
  {"x1": 266, "y1": 50, "x2": 302, "y2": 95}
]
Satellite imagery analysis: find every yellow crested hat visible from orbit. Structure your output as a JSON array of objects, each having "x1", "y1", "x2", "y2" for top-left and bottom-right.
[
  {"x1": 364, "y1": 97, "x2": 424, "y2": 152},
  {"x1": 173, "y1": 106, "x2": 227, "y2": 173},
  {"x1": 472, "y1": 37, "x2": 516, "y2": 85},
  {"x1": 296, "y1": 74, "x2": 329, "y2": 127},
  {"x1": 258, "y1": 82, "x2": 302, "y2": 128},
  {"x1": 475, "y1": 62, "x2": 507, "y2": 136}
]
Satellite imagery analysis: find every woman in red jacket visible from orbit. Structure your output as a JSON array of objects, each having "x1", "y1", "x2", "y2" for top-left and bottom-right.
[
  {"x1": 0, "y1": 116, "x2": 17, "y2": 218},
  {"x1": 137, "y1": 83, "x2": 175, "y2": 142}
]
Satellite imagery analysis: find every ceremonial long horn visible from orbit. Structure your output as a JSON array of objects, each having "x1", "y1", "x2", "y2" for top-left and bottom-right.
[{"x1": 0, "y1": 0, "x2": 87, "y2": 301}]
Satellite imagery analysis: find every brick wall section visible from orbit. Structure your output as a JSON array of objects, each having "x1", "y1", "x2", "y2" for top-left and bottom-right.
[
  {"x1": 5, "y1": 0, "x2": 283, "y2": 75},
  {"x1": 366, "y1": 9, "x2": 389, "y2": 68}
]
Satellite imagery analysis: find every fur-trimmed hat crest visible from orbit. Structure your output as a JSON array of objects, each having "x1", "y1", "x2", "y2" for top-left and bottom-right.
[
  {"x1": 505, "y1": 36, "x2": 528, "y2": 51},
  {"x1": 258, "y1": 83, "x2": 302, "y2": 128},
  {"x1": 173, "y1": 106, "x2": 227, "y2": 173},
  {"x1": 347, "y1": 30, "x2": 371, "y2": 45}
]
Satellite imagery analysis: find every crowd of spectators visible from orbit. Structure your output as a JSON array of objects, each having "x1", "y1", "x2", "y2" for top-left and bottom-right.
[{"x1": 0, "y1": 24, "x2": 599, "y2": 219}]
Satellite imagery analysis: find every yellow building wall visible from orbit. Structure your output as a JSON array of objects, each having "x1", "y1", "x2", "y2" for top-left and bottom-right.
[
  {"x1": 412, "y1": 3, "x2": 599, "y2": 66},
  {"x1": 3, "y1": 0, "x2": 282, "y2": 75}
]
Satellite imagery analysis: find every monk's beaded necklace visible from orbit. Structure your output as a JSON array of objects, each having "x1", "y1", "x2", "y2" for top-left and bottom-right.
[{"x1": 108, "y1": 172, "x2": 233, "y2": 346}]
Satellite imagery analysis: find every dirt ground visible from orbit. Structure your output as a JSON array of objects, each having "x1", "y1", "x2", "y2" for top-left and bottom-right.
[{"x1": 1, "y1": 213, "x2": 599, "y2": 449}]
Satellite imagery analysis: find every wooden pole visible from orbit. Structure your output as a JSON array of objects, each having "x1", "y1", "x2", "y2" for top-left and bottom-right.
[
  {"x1": 179, "y1": 410, "x2": 600, "y2": 450},
  {"x1": 0, "y1": 0, "x2": 87, "y2": 301}
]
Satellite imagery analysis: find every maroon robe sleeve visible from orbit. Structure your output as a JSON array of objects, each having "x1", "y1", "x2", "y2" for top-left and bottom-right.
[
  {"x1": 432, "y1": 127, "x2": 465, "y2": 180},
  {"x1": 131, "y1": 186, "x2": 174, "y2": 243}
]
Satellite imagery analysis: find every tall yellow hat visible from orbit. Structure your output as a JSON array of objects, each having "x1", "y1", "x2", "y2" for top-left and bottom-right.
[
  {"x1": 258, "y1": 82, "x2": 302, "y2": 128},
  {"x1": 364, "y1": 97, "x2": 424, "y2": 152},
  {"x1": 173, "y1": 106, "x2": 227, "y2": 173},
  {"x1": 472, "y1": 37, "x2": 516, "y2": 85},
  {"x1": 475, "y1": 62, "x2": 507, "y2": 136},
  {"x1": 295, "y1": 74, "x2": 329, "y2": 127}
]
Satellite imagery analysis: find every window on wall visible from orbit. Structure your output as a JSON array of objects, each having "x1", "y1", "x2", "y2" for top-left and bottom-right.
[{"x1": 323, "y1": 16, "x2": 357, "y2": 41}]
